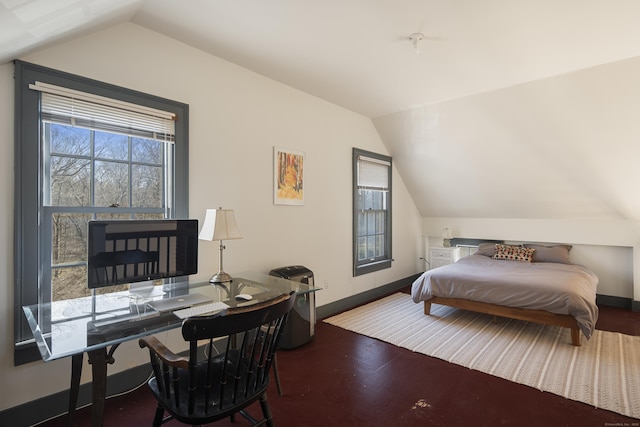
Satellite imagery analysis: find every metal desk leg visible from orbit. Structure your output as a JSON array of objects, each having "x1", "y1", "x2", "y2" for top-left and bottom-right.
[
  {"x1": 67, "y1": 353, "x2": 83, "y2": 427},
  {"x1": 86, "y1": 344, "x2": 119, "y2": 427},
  {"x1": 87, "y1": 348, "x2": 108, "y2": 427}
]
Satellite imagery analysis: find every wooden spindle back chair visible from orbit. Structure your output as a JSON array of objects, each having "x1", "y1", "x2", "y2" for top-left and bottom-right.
[{"x1": 139, "y1": 292, "x2": 295, "y2": 426}]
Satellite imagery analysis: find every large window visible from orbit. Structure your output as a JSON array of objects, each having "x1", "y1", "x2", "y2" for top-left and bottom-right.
[
  {"x1": 352, "y1": 148, "x2": 392, "y2": 276},
  {"x1": 14, "y1": 61, "x2": 189, "y2": 364}
]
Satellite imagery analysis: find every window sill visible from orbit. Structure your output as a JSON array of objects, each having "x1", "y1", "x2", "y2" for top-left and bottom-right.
[{"x1": 354, "y1": 259, "x2": 392, "y2": 276}]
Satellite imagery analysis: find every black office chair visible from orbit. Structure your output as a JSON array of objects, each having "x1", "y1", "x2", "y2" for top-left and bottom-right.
[{"x1": 139, "y1": 292, "x2": 295, "y2": 426}]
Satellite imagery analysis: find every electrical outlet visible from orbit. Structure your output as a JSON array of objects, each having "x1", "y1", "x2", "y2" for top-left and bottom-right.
[{"x1": 323, "y1": 279, "x2": 329, "y2": 289}]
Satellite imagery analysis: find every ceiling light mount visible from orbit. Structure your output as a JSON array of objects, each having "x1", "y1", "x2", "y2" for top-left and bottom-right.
[{"x1": 408, "y1": 32, "x2": 425, "y2": 55}]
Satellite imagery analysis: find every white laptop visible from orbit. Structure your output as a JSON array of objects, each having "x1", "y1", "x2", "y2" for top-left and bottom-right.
[{"x1": 147, "y1": 292, "x2": 212, "y2": 312}]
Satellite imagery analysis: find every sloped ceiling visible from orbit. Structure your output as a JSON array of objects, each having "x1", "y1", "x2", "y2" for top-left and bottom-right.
[
  {"x1": 374, "y1": 57, "x2": 640, "y2": 220},
  {"x1": 2, "y1": 0, "x2": 640, "y2": 219}
]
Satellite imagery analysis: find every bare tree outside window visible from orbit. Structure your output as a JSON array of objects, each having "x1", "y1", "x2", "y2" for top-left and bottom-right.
[{"x1": 46, "y1": 123, "x2": 166, "y2": 301}]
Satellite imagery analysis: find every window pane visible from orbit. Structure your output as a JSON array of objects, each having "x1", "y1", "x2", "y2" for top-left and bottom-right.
[
  {"x1": 358, "y1": 212, "x2": 366, "y2": 235},
  {"x1": 95, "y1": 160, "x2": 130, "y2": 207},
  {"x1": 376, "y1": 235, "x2": 385, "y2": 257},
  {"x1": 358, "y1": 189, "x2": 388, "y2": 211},
  {"x1": 50, "y1": 124, "x2": 91, "y2": 156},
  {"x1": 52, "y1": 265, "x2": 88, "y2": 301},
  {"x1": 135, "y1": 213, "x2": 165, "y2": 220},
  {"x1": 96, "y1": 213, "x2": 132, "y2": 220},
  {"x1": 372, "y1": 191, "x2": 380, "y2": 210},
  {"x1": 376, "y1": 212, "x2": 386, "y2": 233},
  {"x1": 366, "y1": 211, "x2": 375, "y2": 234},
  {"x1": 358, "y1": 236, "x2": 366, "y2": 261},
  {"x1": 377, "y1": 190, "x2": 388, "y2": 209},
  {"x1": 51, "y1": 213, "x2": 91, "y2": 265},
  {"x1": 356, "y1": 190, "x2": 364, "y2": 210},
  {"x1": 49, "y1": 156, "x2": 91, "y2": 206},
  {"x1": 95, "y1": 131, "x2": 128, "y2": 160},
  {"x1": 366, "y1": 236, "x2": 376, "y2": 258},
  {"x1": 363, "y1": 190, "x2": 374, "y2": 210},
  {"x1": 132, "y1": 137, "x2": 163, "y2": 164},
  {"x1": 132, "y1": 164, "x2": 163, "y2": 208}
]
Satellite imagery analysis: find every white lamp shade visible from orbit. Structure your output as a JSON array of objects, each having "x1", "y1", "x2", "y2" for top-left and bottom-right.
[
  {"x1": 198, "y1": 209, "x2": 242, "y2": 241},
  {"x1": 441, "y1": 227, "x2": 453, "y2": 239}
]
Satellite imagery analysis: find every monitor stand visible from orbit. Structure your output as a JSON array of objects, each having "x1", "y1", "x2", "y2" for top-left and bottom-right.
[{"x1": 129, "y1": 280, "x2": 166, "y2": 299}]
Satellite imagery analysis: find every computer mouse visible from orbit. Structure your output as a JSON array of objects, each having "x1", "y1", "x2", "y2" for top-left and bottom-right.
[{"x1": 235, "y1": 293, "x2": 253, "y2": 301}]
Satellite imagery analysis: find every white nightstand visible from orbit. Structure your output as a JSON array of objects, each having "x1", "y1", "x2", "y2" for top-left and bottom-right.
[{"x1": 429, "y1": 247, "x2": 461, "y2": 269}]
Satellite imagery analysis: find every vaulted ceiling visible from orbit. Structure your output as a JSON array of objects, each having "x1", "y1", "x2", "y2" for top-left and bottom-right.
[{"x1": 3, "y1": 0, "x2": 640, "y2": 219}]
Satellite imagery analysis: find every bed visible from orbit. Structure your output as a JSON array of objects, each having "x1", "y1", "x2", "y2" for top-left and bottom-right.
[{"x1": 411, "y1": 243, "x2": 599, "y2": 346}]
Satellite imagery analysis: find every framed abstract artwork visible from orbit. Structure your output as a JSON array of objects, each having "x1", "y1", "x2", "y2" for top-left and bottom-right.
[{"x1": 274, "y1": 146, "x2": 304, "y2": 205}]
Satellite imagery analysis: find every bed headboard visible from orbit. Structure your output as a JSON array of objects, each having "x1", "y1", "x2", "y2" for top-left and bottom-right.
[{"x1": 449, "y1": 238, "x2": 504, "y2": 248}]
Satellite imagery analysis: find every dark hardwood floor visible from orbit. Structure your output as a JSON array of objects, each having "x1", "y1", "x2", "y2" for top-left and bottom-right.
[{"x1": 37, "y1": 289, "x2": 640, "y2": 427}]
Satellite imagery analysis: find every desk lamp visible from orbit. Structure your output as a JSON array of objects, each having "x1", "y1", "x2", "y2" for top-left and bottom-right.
[{"x1": 199, "y1": 208, "x2": 242, "y2": 283}]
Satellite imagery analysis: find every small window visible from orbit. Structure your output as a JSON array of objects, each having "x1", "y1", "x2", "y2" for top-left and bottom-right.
[{"x1": 352, "y1": 148, "x2": 392, "y2": 276}]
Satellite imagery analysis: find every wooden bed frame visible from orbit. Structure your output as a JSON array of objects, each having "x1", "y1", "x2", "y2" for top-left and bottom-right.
[{"x1": 424, "y1": 297, "x2": 582, "y2": 346}]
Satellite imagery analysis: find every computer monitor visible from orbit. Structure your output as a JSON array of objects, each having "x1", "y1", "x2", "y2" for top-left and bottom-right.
[{"x1": 87, "y1": 219, "x2": 198, "y2": 289}]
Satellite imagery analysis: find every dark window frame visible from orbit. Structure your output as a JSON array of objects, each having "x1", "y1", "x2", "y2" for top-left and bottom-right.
[
  {"x1": 13, "y1": 61, "x2": 190, "y2": 365},
  {"x1": 352, "y1": 147, "x2": 392, "y2": 276}
]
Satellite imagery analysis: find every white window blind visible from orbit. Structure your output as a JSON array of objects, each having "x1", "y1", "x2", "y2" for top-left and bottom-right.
[
  {"x1": 357, "y1": 155, "x2": 390, "y2": 189},
  {"x1": 30, "y1": 81, "x2": 176, "y2": 142}
]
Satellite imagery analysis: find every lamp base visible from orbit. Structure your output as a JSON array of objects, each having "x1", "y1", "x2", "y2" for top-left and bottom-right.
[{"x1": 209, "y1": 271, "x2": 232, "y2": 284}]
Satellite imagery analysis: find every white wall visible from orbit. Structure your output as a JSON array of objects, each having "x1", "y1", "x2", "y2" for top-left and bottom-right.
[
  {"x1": 0, "y1": 23, "x2": 423, "y2": 411},
  {"x1": 375, "y1": 56, "x2": 640, "y2": 221}
]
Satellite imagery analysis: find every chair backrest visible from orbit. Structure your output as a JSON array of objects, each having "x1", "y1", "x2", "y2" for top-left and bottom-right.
[{"x1": 149, "y1": 292, "x2": 295, "y2": 421}]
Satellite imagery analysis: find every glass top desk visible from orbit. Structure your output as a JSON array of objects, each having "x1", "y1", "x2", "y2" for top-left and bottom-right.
[{"x1": 23, "y1": 272, "x2": 319, "y2": 427}]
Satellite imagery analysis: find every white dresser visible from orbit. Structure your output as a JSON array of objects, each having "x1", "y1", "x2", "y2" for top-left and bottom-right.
[{"x1": 429, "y1": 246, "x2": 461, "y2": 269}]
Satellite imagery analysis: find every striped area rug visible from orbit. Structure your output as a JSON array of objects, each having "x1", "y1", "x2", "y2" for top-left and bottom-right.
[{"x1": 324, "y1": 293, "x2": 640, "y2": 419}]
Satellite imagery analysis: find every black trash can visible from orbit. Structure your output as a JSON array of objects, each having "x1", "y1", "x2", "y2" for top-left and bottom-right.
[{"x1": 269, "y1": 265, "x2": 315, "y2": 349}]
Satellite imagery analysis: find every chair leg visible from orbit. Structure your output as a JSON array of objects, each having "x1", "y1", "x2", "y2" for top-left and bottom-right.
[
  {"x1": 152, "y1": 404, "x2": 164, "y2": 427},
  {"x1": 273, "y1": 353, "x2": 283, "y2": 397},
  {"x1": 259, "y1": 393, "x2": 275, "y2": 427}
]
